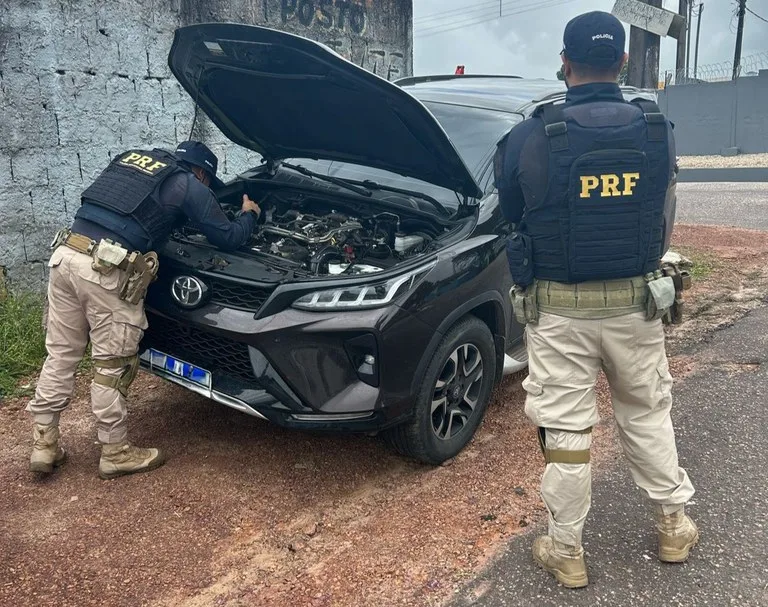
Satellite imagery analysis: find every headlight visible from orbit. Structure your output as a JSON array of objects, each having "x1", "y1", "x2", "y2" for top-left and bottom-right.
[{"x1": 291, "y1": 262, "x2": 436, "y2": 311}]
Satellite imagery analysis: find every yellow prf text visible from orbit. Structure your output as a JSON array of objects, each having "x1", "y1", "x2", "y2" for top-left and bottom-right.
[
  {"x1": 119, "y1": 152, "x2": 168, "y2": 175},
  {"x1": 580, "y1": 173, "x2": 640, "y2": 198}
]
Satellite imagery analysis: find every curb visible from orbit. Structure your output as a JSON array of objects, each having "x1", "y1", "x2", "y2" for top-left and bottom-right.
[{"x1": 678, "y1": 167, "x2": 768, "y2": 183}]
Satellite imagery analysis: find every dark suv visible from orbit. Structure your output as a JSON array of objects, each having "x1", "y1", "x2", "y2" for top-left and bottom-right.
[{"x1": 141, "y1": 24, "x2": 647, "y2": 464}]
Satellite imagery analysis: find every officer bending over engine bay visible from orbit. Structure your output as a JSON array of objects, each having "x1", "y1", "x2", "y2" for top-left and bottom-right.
[
  {"x1": 28, "y1": 141, "x2": 261, "y2": 480},
  {"x1": 494, "y1": 11, "x2": 697, "y2": 589}
]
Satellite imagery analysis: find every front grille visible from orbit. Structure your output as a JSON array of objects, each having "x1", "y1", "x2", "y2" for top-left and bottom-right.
[
  {"x1": 154, "y1": 271, "x2": 273, "y2": 312},
  {"x1": 206, "y1": 277, "x2": 271, "y2": 311},
  {"x1": 141, "y1": 317, "x2": 254, "y2": 382}
]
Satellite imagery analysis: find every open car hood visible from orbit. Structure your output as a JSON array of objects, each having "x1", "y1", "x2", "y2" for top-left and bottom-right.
[{"x1": 168, "y1": 23, "x2": 483, "y2": 199}]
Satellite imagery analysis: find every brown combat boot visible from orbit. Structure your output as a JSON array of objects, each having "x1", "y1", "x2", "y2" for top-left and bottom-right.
[
  {"x1": 532, "y1": 535, "x2": 589, "y2": 588},
  {"x1": 30, "y1": 423, "x2": 67, "y2": 474},
  {"x1": 656, "y1": 506, "x2": 699, "y2": 563},
  {"x1": 99, "y1": 441, "x2": 166, "y2": 480}
]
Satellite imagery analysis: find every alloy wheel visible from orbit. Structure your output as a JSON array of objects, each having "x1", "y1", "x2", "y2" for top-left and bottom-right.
[{"x1": 431, "y1": 343, "x2": 484, "y2": 441}]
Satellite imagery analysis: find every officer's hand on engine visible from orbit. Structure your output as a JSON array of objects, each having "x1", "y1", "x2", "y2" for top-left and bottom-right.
[{"x1": 241, "y1": 194, "x2": 261, "y2": 217}]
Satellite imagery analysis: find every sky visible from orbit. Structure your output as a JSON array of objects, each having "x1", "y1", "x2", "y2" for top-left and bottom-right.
[{"x1": 413, "y1": 0, "x2": 768, "y2": 81}]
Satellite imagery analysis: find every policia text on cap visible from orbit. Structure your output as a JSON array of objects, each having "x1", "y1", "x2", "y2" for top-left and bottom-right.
[
  {"x1": 26, "y1": 141, "x2": 261, "y2": 480},
  {"x1": 494, "y1": 11, "x2": 698, "y2": 589}
]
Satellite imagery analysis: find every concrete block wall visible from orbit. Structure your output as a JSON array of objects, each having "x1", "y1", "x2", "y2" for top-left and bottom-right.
[
  {"x1": 659, "y1": 70, "x2": 768, "y2": 157},
  {"x1": 1, "y1": 0, "x2": 413, "y2": 290}
]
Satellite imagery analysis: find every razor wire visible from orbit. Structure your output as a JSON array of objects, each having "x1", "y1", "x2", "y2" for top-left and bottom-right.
[{"x1": 670, "y1": 51, "x2": 768, "y2": 84}]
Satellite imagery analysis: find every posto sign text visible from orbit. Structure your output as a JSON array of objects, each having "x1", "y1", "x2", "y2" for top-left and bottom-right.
[{"x1": 281, "y1": 0, "x2": 367, "y2": 34}]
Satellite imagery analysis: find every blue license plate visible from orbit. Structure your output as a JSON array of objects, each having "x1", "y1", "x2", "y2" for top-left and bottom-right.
[{"x1": 145, "y1": 349, "x2": 211, "y2": 389}]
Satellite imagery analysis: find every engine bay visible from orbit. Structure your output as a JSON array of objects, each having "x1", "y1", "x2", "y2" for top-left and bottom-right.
[{"x1": 175, "y1": 187, "x2": 452, "y2": 278}]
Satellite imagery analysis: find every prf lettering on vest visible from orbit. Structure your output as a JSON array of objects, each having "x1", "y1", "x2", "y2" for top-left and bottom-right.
[
  {"x1": 580, "y1": 173, "x2": 641, "y2": 198},
  {"x1": 119, "y1": 152, "x2": 169, "y2": 176}
]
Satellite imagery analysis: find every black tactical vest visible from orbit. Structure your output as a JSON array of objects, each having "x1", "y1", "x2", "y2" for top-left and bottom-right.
[
  {"x1": 79, "y1": 149, "x2": 186, "y2": 249},
  {"x1": 519, "y1": 99, "x2": 671, "y2": 283}
]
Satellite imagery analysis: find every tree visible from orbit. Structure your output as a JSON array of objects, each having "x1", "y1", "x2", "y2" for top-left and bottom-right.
[{"x1": 556, "y1": 65, "x2": 565, "y2": 81}]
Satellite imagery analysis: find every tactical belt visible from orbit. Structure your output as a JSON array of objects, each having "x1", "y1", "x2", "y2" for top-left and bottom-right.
[
  {"x1": 55, "y1": 229, "x2": 159, "y2": 305},
  {"x1": 536, "y1": 276, "x2": 648, "y2": 319},
  {"x1": 61, "y1": 232, "x2": 131, "y2": 272}
]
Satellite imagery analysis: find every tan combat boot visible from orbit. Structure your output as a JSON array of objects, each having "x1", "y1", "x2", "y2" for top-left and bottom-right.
[
  {"x1": 99, "y1": 441, "x2": 166, "y2": 480},
  {"x1": 656, "y1": 506, "x2": 699, "y2": 563},
  {"x1": 532, "y1": 535, "x2": 589, "y2": 588},
  {"x1": 30, "y1": 423, "x2": 67, "y2": 474}
]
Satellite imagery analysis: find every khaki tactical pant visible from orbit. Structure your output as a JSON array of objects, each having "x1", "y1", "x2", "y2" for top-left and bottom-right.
[
  {"x1": 27, "y1": 246, "x2": 147, "y2": 444},
  {"x1": 523, "y1": 311, "x2": 695, "y2": 547}
]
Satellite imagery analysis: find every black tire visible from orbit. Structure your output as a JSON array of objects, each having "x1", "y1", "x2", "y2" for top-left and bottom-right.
[{"x1": 385, "y1": 315, "x2": 497, "y2": 465}]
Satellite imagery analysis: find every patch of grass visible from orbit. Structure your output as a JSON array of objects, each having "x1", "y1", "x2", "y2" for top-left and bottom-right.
[
  {"x1": 0, "y1": 292, "x2": 94, "y2": 399},
  {"x1": 688, "y1": 257, "x2": 718, "y2": 280},
  {"x1": 0, "y1": 292, "x2": 47, "y2": 398}
]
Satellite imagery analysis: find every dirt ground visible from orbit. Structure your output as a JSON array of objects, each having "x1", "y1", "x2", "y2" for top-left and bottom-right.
[{"x1": 2, "y1": 224, "x2": 768, "y2": 607}]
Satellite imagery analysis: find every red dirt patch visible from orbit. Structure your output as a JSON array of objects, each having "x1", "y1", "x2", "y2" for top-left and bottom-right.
[
  {"x1": 0, "y1": 371, "x2": 551, "y2": 607},
  {"x1": 665, "y1": 225, "x2": 768, "y2": 348}
]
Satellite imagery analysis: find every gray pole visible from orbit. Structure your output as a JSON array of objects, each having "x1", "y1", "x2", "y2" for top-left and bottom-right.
[
  {"x1": 677, "y1": 0, "x2": 689, "y2": 83},
  {"x1": 627, "y1": 0, "x2": 663, "y2": 88},
  {"x1": 685, "y1": 0, "x2": 693, "y2": 78},
  {"x1": 693, "y1": 3, "x2": 704, "y2": 79},
  {"x1": 733, "y1": 0, "x2": 747, "y2": 80}
]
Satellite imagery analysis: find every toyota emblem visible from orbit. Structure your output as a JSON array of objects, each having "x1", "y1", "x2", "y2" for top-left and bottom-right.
[{"x1": 171, "y1": 276, "x2": 208, "y2": 309}]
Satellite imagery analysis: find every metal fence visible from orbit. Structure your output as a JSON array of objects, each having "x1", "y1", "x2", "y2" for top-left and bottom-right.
[{"x1": 668, "y1": 51, "x2": 768, "y2": 85}]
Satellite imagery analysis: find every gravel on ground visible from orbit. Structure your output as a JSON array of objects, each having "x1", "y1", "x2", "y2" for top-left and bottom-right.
[{"x1": 678, "y1": 153, "x2": 768, "y2": 169}]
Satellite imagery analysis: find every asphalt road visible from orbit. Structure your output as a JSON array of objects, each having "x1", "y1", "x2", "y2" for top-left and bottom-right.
[
  {"x1": 676, "y1": 183, "x2": 768, "y2": 230},
  {"x1": 452, "y1": 306, "x2": 768, "y2": 607}
]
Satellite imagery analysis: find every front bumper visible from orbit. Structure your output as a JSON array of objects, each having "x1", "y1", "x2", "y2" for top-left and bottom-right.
[
  {"x1": 138, "y1": 346, "x2": 391, "y2": 430},
  {"x1": 139, "y1": 300, "x2": 436, "y2": 432}
]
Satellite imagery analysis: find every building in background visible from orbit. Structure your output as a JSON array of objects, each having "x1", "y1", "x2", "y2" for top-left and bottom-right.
[{"x1": 0, "y1": 0, "x2": 413, "y2": 288}]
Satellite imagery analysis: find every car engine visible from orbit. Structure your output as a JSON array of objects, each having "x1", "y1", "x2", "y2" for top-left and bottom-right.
[
  {"x1": 175, "y1": 191, "x2": 442, "y2": 277},
  {"x1": 249, "y1": 203, "x2": 436, "y2": 276}
]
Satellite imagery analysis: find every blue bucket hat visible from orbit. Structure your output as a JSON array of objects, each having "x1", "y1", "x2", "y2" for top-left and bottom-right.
[
  {"x1": 562, "y1": 11, "x2": 626, "y2": 68},
  {"x1": 175, "y1": 140, "x2": 225, "y2": 189}
]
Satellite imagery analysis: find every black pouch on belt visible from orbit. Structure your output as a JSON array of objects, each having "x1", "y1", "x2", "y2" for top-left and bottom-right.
[{"x1": 506, "y1": 232, "x2": 534, "y2": 288}]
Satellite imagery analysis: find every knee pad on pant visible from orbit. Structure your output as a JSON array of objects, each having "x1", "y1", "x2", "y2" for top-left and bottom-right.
[
  {"x1": 538, "y1": 427, "x2": 593, "y2": 464},
  {"x1": 93, "y1": 354, "x2": 139, "y2": 397}
]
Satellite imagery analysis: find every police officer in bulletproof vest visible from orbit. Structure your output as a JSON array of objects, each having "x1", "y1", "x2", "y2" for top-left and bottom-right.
[
  {"x1": 27, "y1": 141, "x2": 261, "y2": 480},
  {"x1": 494, "y1": 11, "x2": 697, "y2": 588}
]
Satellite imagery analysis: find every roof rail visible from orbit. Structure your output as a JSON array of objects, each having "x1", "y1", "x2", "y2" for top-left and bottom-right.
[
  {"x1": 529, "y1": 90, "x2": 567, "y2": 104},
  {"x1": 394, "y1": 74, "x2": 523, "y2": 87}
]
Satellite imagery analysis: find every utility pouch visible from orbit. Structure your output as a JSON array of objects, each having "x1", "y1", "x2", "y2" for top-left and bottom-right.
[
  {"x1": 510, "y1": 284, "x2": 539, "y2": 326},
  {"x1": 644, "y1": 273, "x2": 676, "y2": 321},
  {"x1": 666, "y1": 296, "x2": 684, "y2": 325},
  {"x1": 506, "y1": 232, "x2": 534, "y2": 288},
  {"x1": 120, "y1": 251, "x2": 159, "y2": 305},
  {"x1": 660, "y1": 262, "x2": 692, "y2": 325},
  {"x1": 92, "y1": 239, "x2": 129, "y2": 275}
]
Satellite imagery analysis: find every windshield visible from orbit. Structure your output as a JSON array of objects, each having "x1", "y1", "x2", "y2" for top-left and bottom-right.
[
  {"x1": 424, "y1": 102, "x2": 521, "y2": 175},
  {"x1": 285, "y1": 101, "x2": 521, "y2": 208}
]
